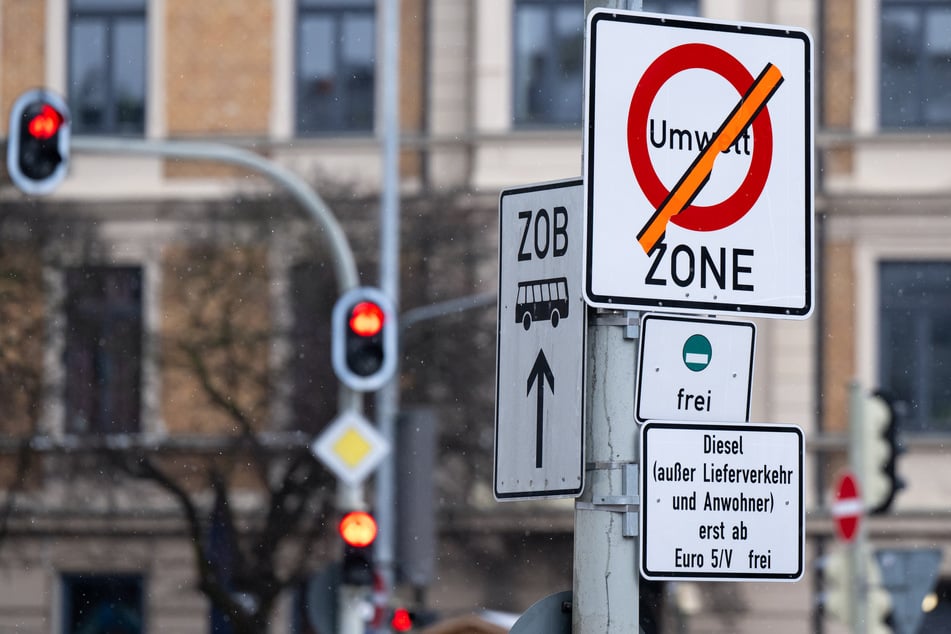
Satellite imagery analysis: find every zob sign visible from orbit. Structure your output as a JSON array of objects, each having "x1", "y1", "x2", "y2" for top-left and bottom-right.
[
  {"x1": 583, "y1": 10, "x2": 813, "y2": 319},
  {"x1": 495, "y1": 179, "x2": 585, "y2": 500}
]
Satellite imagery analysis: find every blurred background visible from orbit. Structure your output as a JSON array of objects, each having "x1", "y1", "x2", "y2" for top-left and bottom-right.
[{"x1": 0, "y1": 0, "x2": 949, "y2": 633}]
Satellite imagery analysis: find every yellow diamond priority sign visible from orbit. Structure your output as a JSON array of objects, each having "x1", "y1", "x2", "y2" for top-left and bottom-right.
[{"x1": 312, "y1": 411, "x2": 390, "y2": 485}]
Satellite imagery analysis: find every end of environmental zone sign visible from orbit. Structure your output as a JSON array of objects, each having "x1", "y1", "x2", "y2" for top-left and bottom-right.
[{"x1": 583, "y1": 10, "x2": 813, "y2": 318}]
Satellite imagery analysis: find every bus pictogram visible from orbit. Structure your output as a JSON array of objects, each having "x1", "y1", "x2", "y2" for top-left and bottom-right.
[{"x1": 515, "y1": 277, "x2": 569, "y2": 330}]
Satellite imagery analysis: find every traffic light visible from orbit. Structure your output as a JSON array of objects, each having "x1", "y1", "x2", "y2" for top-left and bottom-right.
[
  {"x1": 821, "y1": 546, "x2": 893, "y2": 633},
  {"x1": 822, "y1": 548, "x2": 853, "y2": 625},
  {"x1": 332, "y1": 286, "x2": 397, "y2": 392},
  {"x1": 865, "y1": 552, "x2": 894, "y2": 634},
  {"x1": 860, "y1": 392, "x2": 902, "y2": 514},
  {"x1": 339, "y1": 510, "x2": 377, "y2": 586},
  {"x1": 390, "y1": 607, "x2": 414, "y2": 632},
  {"x1": 7, "y1": 89, "x2": 70, "y2": 195}
]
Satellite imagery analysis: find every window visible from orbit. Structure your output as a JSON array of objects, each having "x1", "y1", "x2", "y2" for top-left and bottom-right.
[
  {"x1": 879, "y1": 262, "x2": 951, "y2": 432},
  {"x1": 513, "y1": 0, "x2": 584, "y2": 127},
  {"x1": 880, "y1": 0, "x2": 951, "y2": 128},
  {"x1": 297, "y1": 0, "x2": 376, "y2": 134},
  {"x1": 61, "y1": 573, "x2": 144, "y2": 634},
  {"x1": 68, "y1": 0, "x2": 147, "y2": 135},
  {"x1": 64, "y1": 267, "x2": 143, "y2": 435},
  {"x1": 512, "y1": 0, "x2": 698, "y2": 127}
]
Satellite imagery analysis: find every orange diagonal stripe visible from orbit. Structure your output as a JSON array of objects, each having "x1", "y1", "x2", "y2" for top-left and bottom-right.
[{"x1": 636, "y1": 62, "x2": 784, "y2": 254}]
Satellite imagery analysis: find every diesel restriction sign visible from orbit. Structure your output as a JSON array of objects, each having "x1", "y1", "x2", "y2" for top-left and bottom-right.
[
  {"x1": 640, "y1": 421, "x2": 804, "y2": 582},
  {"x1": 495, "y1": 179, "x2": 586, "y2": 500},
  {"x1": 583, "y1": 10, "x2": 813, "y2": 318}
]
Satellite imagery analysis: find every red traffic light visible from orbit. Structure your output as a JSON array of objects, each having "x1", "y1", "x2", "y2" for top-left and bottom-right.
[
  {"x1": 332, "y1": 287, "x2": 397, "y2": 391},
  {"x1": 7, "y1": 89, "x2": 71, "y2": 195},
  {"x1": 391, "y1": 607, "x2": 413, "y2": 632},
  {"x1": 349, "y1": 301, "x2": 384, "y2": 337},
  {"x1": 339, "y1": 511, "x2": 377, "y2": 548},
  {"x1": 27, "y1": 104, "x2": 63, "y2": 140}
]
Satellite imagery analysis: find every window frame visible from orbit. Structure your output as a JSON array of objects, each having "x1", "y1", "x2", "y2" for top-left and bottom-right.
[
  {"x1": 877, "y1": 260, "x2": 951, "y2": 433},
  {"x1": 511, "y1": 0, "x2": 585, "y2": 129},
  {"x1": 879, "y1": 0, "x2": 951, "y2": 129},
  {"x1": 63, "y1": 265, "x2": 144, "y2": 436},
  {"x1": 295, "y1": 0, "x2": 377, "y2": 136},
  {"x1": 61, "y1": 572, "x2": 145, "y2": 634},
  {"x1": 67, "y1": 0, "x2": 148, "y2": 136}
]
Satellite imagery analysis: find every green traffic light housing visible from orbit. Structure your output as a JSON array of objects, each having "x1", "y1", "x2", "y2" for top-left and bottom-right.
[{"x1": 861, "y1": 391, "x2": 903, "y2": 515}]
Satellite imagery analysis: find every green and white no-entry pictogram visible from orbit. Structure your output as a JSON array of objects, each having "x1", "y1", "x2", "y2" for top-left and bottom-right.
[{"x1": 682, "y1": 334, "x2": 712, "y2": 371}]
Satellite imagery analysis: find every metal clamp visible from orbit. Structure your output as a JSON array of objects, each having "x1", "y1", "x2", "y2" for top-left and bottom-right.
[
  {"x1": 577, "y1": 463, "x2": 640, "y2": 537},
  {"x1": 591, "y1": 309, "x2": 641, "y2": 340}
]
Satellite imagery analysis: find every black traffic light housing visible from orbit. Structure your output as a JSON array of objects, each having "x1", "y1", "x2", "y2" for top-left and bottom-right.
[
  {"x1": 332, "y1": 286, "x2": 397, "y2": 392},
  {"x1": 865, "y1": 390, "x2": 903, "y2": 515},
  {"x1": 339, "y1": 511, "x2": 377, "y2": 586},
  {"x1": 7, "y1": 89, "x2": 70, "y2": 195}
]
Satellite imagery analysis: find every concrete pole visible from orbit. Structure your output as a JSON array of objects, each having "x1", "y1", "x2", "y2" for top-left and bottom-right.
[
  {"x1": 574, "y1": 3, "x2": 642, "y2": 634},
  {"x1": 573, "y1": 312, "x2": 641, "y2": 633}
]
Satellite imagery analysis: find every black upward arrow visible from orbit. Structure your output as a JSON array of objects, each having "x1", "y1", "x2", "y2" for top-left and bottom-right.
[{"x1": 527, "y1": 349, "x2": 555, "y2": 469}]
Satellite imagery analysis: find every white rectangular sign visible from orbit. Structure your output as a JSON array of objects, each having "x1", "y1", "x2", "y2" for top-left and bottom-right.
[
  {"x1": 583, "y1": 10, "x2": 813, "y2": 318},
  {"x1": 636, "y1": 314, "x2": 755, "y2": 423},
  {"x1": 640, "y1": 421, "x2": 804, "y2": 581},
  {"x1": 495, "y1": 179, "x2": 586, "y2": 500}
]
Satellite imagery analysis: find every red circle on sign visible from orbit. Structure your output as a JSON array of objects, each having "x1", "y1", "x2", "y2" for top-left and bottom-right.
[
  {"x1": 627, "y1": 43, "x2": 773, "y2": 232},
  {"x1": 832, "y1": 472, "x2": 861, "y2": 543}
]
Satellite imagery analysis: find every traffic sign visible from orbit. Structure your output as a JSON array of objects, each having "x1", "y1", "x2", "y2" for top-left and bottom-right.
[
  {"x1": 495, "y1": 179, "x2": 586, "y2": 500},
  {"x1": 640, "y1": 421, "x2": 804, "y2": 581},
  {"x1": 832, "y1": 471, "x2": 862, "y2": 543},
  {"x1": 312, "y1": 410, "x2": 390, "y2": 486},
  {"x1": 582, "y1": 10, "x2": 813, "y2": 318},
  {"x1": 636, "y1": 314, "x2": 755, "y2": 423}
]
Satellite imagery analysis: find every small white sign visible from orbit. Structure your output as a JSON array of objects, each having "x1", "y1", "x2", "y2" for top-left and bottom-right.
[
  {"x1": 640, "y1": 421, "x2": 804, "y2": 581},
  {"x1": 636, "y1": 314, "x2": 755, "y2": 423},
  {"x1": 495, "y1": 179, "x2": 586, "y2": 500},
  {"x1": 312, "y1": 411, "x2": 390, "y2": 486}
]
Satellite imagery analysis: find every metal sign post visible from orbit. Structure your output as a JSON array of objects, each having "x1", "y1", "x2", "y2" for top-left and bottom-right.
[{"x1": 572, "y1": 310, "x2": 641, "y2": 633}]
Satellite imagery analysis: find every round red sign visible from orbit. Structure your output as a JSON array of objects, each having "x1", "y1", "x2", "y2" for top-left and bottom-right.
[
  {"x1": 832, "y1": 472, "x2": 862, "y2": 542},
  {"x1": 626, "y1": 43, "x2": 774, "y2": 233}
]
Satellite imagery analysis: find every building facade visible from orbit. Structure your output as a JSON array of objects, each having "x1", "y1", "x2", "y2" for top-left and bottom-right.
[{"x1": 0, "y1": 0, "x2": 950, "y2": 632}]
